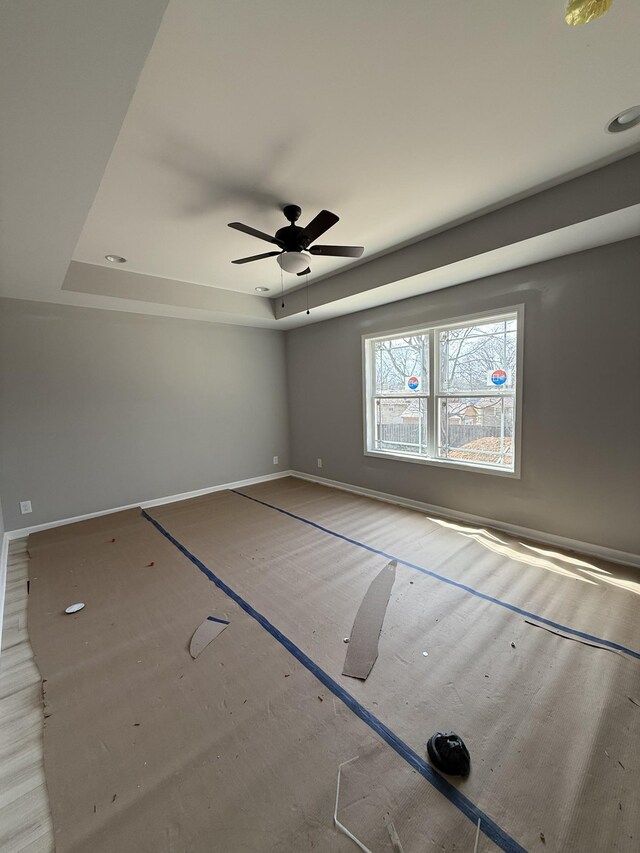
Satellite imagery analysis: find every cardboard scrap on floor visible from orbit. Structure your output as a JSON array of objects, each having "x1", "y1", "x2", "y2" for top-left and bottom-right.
[
  {"x1": 343, "y1": 560, "x2": 396, "y2": 680},
  {"x1": 189, "y1": 615, "x2": 230, "y2": 659}
]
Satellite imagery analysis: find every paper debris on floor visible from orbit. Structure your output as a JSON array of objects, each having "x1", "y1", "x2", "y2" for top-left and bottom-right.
[
  {"x1": 189, "y1": 615, "x2": 230, "y2": 659},
  {"x1": 343, "y1": 560, "x2": 396, "y2": 680}
]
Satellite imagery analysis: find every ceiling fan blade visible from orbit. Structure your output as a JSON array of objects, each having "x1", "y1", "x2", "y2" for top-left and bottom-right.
[
  {"x1": 296, "y1": 266, "x2": 311, "y2": 277},
  {"x1": 232, "y1": 251, "x2": 282, "y2": 264},
  {"x1": 228, "y1": 222, "x2": 283, "y2": 246},
  {"x1": 309, "y1": 244, "x2": 364, "y2": 258},
  {"x1": 300, "y1": 209, "x2": 339, "y2": 244}
]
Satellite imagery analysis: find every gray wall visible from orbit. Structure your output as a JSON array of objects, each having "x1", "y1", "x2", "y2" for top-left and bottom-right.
[
  {"x1": 286, "y1": 238, "x2": 640, "y2": 555},
  {"x1": 0, "y1": 299, "x2": 289, "y2": 530}
]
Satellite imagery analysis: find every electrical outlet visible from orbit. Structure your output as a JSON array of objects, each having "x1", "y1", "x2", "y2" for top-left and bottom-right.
[
  {"x1": 317, "y1": 458, "x2": 323, "y2": 469},
  {"x1": 273, "y1": 455, "x2": 279, "y2": 465},
  {"x1": 20, "y1": 500, "x2": 32, "y2": 514}
]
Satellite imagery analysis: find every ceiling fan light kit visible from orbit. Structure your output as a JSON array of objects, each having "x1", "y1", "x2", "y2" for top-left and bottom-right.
[
  {"x1": 277, "y1": 251, "x2": 311, "y2": 274},
  {"x1": 228, "y1": 204, "x2": 364, "y2": 276}
]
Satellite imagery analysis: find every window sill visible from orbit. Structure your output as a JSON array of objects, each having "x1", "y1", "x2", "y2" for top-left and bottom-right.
[{"x1": 364, "y1": 448, "x2": 520, "y2": 478}]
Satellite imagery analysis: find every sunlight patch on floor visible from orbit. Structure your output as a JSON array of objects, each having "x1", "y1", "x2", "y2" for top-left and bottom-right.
[
  {"x1": 427, "y1": 516, "x2": 597, "y2": 584},
  {"x1": 426, "y1": 515, "x2": 640, "y2": 595}
]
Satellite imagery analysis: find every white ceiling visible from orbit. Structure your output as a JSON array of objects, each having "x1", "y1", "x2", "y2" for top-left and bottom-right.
[{"x1": 2, "y1": 0, "x2": 640, "y2": 328}]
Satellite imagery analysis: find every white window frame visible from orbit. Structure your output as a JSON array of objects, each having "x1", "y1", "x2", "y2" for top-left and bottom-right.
[{"x1": 362, "y1": 305, "x2": 524, "y2": 478}]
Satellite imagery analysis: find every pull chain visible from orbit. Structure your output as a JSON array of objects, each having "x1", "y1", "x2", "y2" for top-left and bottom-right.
[
  {"x1": 280, "y1": 266, "x2": 285, "y2": 308},
  {"x1": 306, "y1": 271, "x2": 310, "y2": 315}
]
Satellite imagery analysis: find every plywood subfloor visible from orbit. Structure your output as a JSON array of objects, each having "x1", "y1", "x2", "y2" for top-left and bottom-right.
[
  {"x1": 0, "y1": 539, "x2": 54, "y2": 853},
  {"x1": 20, "y1": 478, "x2": 640, "y2": 851}
]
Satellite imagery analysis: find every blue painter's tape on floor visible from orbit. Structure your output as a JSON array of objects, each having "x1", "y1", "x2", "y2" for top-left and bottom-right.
[
  {"x1": 232, "y1": 490, "x2": 640, "y2": 662},
  {"x1": 142, "y1": 508, "x2": 526, "y2": 853}
]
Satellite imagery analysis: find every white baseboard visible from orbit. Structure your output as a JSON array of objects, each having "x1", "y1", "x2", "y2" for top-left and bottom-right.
[
  {"x1": 2, "y1": 471, "x2": 294, "y2": 542},
  {"x1": 290, "y1": 471, "x2": 640, "y2": 569}
]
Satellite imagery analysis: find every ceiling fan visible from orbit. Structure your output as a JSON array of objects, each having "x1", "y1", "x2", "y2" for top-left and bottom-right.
[{"x1": 228, "y1": 204, "x2": 364, "y2": 276}]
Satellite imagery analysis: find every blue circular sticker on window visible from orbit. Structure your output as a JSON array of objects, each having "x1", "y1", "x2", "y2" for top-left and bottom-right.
[
  {"x1": 407, "y1": 376, "x2": 419, "y2": 390},
  {"x1": 490, "y1": 369, "x2": 507, "y2": 386}
]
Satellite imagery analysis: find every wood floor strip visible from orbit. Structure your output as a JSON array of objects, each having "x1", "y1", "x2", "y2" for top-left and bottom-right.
[{"x1": 0, "y1": 539, "x2": 54, "y2": 853}]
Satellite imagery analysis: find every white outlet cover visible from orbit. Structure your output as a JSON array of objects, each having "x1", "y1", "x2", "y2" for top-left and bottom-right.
[
  {"x1": 20, "y1": 500, "x2": 32, "y2": 514},
  {"x1": 273, "y1": 455, "x2": 279, "y2": 465},
  {"x1": 317, "y1": 458, "x2": 323, "y2": 468}
]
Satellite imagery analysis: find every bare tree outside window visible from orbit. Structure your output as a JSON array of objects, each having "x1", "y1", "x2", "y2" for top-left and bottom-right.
[
  {"x1": 366, "y1": 312, "x2": 519, "y2": 472},
  {"x1": 438, "y1": 319, "x2": 516, "y2": 466},
  {"x1": 373, "y1": 336, "x2": 429, "y2": 455}
]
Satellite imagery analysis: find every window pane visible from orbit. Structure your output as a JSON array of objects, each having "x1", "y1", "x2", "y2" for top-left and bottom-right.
[
  {"x1": 439, "y1": 318, "x2": 516, "y2": 394},
  {"x1": 438, "y1": 396, "x2": 514, "y2": 468},
  {"x1": 375, "y1": 397, "x2": 427, "y2": 455},
  {"x1": 374, "y1": 336, "x2": 428, "y2": 394}
]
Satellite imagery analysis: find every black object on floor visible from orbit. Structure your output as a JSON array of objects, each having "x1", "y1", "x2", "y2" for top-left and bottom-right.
[{"x1": 427, "y1": 732, "x2": 471, "y2": 776}]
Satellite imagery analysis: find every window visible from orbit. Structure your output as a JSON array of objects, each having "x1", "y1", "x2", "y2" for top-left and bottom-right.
[{"x1": 363, "y1": 308, "x2": 522, "y2": 475}]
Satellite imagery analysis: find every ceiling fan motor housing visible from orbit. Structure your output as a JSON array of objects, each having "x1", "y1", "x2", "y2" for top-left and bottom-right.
[
  {"x1": 276, "y1": 204, "x2": 315, "y2": 251},
  {"x1": 275, "y1": 224, "x2": 308, "y2": 252},
  {"x1": 283, "y1": 204, "x2": 302, "y2": 223}
]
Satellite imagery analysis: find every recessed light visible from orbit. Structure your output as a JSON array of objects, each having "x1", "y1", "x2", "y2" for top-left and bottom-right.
[
  {"x1": 105, "y1": 254, "x2": 127, "y2": 263},
  {"x1": 606, "y1": 106, "x2": 640, "y2": 133},
  {"x1": 255, "y1": 286, "x2": 270, "y2": 292}
]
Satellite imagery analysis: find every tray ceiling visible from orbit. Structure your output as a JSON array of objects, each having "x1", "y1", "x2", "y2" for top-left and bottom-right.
[{"x1": 2, "y1": 1, "x2": 639, "y2": 328}]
